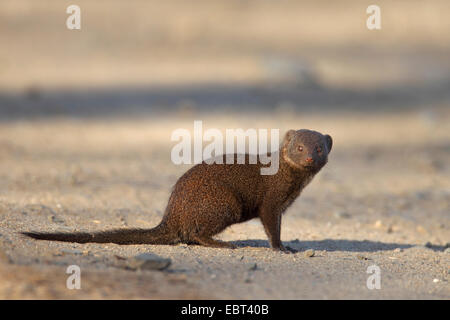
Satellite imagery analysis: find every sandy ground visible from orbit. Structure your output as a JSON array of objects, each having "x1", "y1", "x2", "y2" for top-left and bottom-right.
[
  {"x1": 0, "y1": 0, "x2": 449, "y2": 299},
  {"x1": 0, "y1": 111, "x2": 449, "y2": 299}
]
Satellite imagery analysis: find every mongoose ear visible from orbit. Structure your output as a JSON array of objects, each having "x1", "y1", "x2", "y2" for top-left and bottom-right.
[
  {"x1": 325, "y1": 134, "x2": 333, "y2": 153},
  {"x1": 284, "y1": 130, "x2": 297, "y2": 143}
]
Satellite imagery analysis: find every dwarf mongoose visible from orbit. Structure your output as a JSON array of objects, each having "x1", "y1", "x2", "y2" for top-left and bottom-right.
[{"x1": 23, "y1": 129, "x2": 332, "y2": 253}]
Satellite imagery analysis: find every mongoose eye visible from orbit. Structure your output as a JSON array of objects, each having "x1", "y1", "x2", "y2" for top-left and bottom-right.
[
  {"x1": 298, "y1": 146, "x2": 303, "y2": 152},
  {"x1": 317, "y1": 147, "x2": 322, "y2": 153}
]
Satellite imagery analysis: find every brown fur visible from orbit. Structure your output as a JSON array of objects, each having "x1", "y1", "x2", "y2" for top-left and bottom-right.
[{"x1": 23, "y1": 129, "x2": 332, "y2": 253}]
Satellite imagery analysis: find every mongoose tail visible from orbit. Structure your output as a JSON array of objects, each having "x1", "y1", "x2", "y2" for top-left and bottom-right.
[{"x1": 22, "y1": 224, "x2": 176, "y2": 245}]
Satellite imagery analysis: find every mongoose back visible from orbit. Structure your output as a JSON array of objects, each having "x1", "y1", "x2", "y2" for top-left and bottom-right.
[{"x1": 23, "y1": 129, "x2": 332, "y2": 253}]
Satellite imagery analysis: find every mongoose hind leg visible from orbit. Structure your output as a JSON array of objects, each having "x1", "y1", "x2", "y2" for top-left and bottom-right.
[{"x1": 192, "y1": 236, "x2": 237, "y2": 249}]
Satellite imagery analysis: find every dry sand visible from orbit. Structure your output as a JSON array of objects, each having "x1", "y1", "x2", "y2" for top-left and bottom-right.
[
  {"x1": 0, "y1": 0, "x2": 449, "y2": 299},
  {"x1": 0, "y1": 111, "x2": 448, "y2": 299}
]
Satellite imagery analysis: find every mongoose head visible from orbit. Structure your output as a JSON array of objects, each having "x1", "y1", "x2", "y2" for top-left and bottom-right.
[{"x1": 281, "y1": 129, "x2": 332, "y2": 171}]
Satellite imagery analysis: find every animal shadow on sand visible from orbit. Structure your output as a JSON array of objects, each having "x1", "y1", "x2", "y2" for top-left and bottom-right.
[{"x1": 230, "y1": 239, "x2": 445, "y2": 252}]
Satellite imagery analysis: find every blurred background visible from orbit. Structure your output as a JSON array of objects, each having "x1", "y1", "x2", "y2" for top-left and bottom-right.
[
  {"x1": 1, "y1": 0, "x2": 449, "y2": 224},
  {"x1": 1, "y1": 0, "x2": 450, "y2": 116},
  {"x1": 0, "y1": 0, "x2": 449, "y2": 298},
  {"x1": 1, "y1": 0, "x2": 449, "y2": 232}
]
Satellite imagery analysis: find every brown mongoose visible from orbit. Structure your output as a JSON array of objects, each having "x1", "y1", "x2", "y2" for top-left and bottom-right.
[{"x1": 23, "y1": 129, "x2": 332, "y2": 253}]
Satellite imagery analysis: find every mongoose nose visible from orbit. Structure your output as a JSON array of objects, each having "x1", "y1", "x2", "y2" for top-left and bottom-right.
[{"x1": 305, "y1": 157, "x2": 313, "y2": 163}]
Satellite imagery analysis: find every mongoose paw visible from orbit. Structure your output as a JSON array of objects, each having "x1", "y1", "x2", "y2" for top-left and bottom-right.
[
  {"x1": 284, "y1": 246, "x2": 298, "y2": 254},
  {"x1": 273, "y1": 245, "x2": 298, "y2": 254}
]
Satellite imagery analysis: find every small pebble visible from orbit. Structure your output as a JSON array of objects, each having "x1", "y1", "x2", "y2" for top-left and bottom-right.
[
  {"x1": 416, "y1": 226, "x2": 427, "y2": 234},
  {"x1": 167, "y1": 274, "x2": 187, "y2": 284},
  {"x1": 433, "y1": 278, "x2": 440, "y2": 283},
  {"x1": 334, "y1": 211, "x2": 351, "y2": 219},
  {"x1": 49, "y1": 215, "x2": 65, "y2": 224},
  {"x1": 126, "y1": 253, "x2": 171, "y2": 271},
  {"x1": 60, "y1": 249, "x2": 83, "y2": 255},
  {"x1": 304, "y1": 249, "x2": 315, "y2": 257},
  {"x1": 394, "y1": 248, "x2": 403, "y2": 253},
  {"x1": 374, "y1": 220, "x2": 383, "y2": 228},
  {"x1": 356, "y1": 254, "x2": 369, "y2": 260},
  {"x1": 0, "y1": 249, "x2": 10, "y2": 262}
]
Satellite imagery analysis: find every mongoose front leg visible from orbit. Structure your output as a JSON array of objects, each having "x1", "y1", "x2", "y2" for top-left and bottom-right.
[{"x1": 259, "y1": 209, "x2": 297, "y2": 254}]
